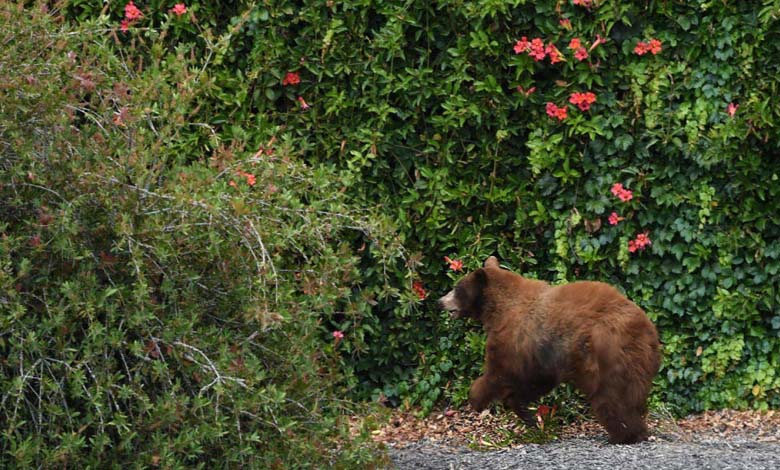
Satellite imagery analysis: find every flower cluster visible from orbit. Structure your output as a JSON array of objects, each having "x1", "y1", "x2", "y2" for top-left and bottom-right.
[
  {"x1": 170, "y1": 3, "x2": 187, "y2": 16},
  {"x1": 610, "y1": 182, "x2": 633, "y2": 202},
  {"x1": 634, "y1": 39, "x2": 662, "y2": 56},
  {"x1": 628, "y1": 232, "x2": 652, "y2": 253},
  {"x1": 412, "y1": 280, "x2": 426, "y2": 300},
  {"x1": 282, "y1": 71, "x2": 301, "y2": 86},
  {"x1": 573, "y1": 0, "x2": 593, "y2": 7},
  {"x1": 569, "y1": 91, "x2": 597, "y2": 111},
  {"x1": 514, "y1": 37, "x2": 549, "y2": 62},
  {"x1": 546, "y1": 102, "x2": 568, "y2": 121},
  {"x1": 230, "y1": 169, "x2": 257, "y2": 187},
  {"x1": 121, "y1": 1, "x2": 143, "y2": 32},
  {"x1": 444, "y1": 256, "x2": 463, "y2": 272},
  {"x1": 568, "y1": 38, "x2": 589, "y2": 61}
]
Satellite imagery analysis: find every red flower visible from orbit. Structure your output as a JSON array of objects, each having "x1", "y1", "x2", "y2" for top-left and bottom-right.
[
  {"x1": 568, "y1": 38, "x2": 582, "y2": 50},
  {"x1": 574, "y1": 47, "x2": 589, "y2": 61},
  {"x1": 170, "y1": 3, "x2": 187, "y2": 16},
  {"x1": 282, "y1": 71, "x2": 301, "y2": 86},
  {"x1": 546, "y1": 102, "x2": 568, "y2": 121},
  {"x1": 573, "y1": 0, "x2": 592, "y2": 7},
  {"x1": 514, "y1": 37, "x2": 532, "y2": 54},
  {"x1": 648, "y1": 39, "x2": 662, "y2": 55},
  {"x1": 124, "y1": 1, "x2": 143, "y2": 21},
  {"x1": 529, "y1": 38, "x2": 547, "y2": 61},
  {"x1": 297, "y1": 96, "x2": 310, "y2": 110},
  {"x1": 546, "y1": 44, "x2": 564, "y2": 64},
  {"x1": 412, "y1": 281, "x2": 427, "y2": 300},
  {"x1": 629, "y1": 232, "x2": 652, "y2": 253},
  {"x1": 569, "y1": 91, "x2": 597, "y2": 111},
  {"x1": 611, "y1": 183, "x2": 633, "y2": 202},
  {"x1": 589, "y1": 34, "x2": 606, "y2": 52},
  {"x1": 608, "y1": 212, "x2": 624, "y2": 226},
  {"x1": 444, "y1": 256, "x2": 464, "y2": 272},
  {"x1": 120, "y1": 19, "x2": 131, "y2": 32},
  {"x1": 332, "y1": 330, "x2": 344, "y2": 340},
  {"x1": 727, "y1": 102, "x2": 739, "y2": 117},
  {"x1": 559, "y1": 18, "x2": 572, "y2": 30},
  {"x1": 634, "y1": 41, "x2": 649, "y2": 55}
]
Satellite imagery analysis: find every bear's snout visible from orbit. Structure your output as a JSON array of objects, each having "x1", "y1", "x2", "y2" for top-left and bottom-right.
[{"x1": 438, "y1": 290, "x2": 460, "y2": 317}]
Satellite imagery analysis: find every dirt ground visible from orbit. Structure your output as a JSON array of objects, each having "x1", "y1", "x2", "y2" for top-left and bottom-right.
[{"x1": 368, "y1": 407, "x2": 780, "y2": 449}]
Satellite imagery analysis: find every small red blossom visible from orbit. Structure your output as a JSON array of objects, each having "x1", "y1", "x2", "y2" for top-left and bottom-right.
[
  {"x1": 608, "y1": 212, "x2": 624, "y2": 226},
  {"x1": 574, "y1": 47, "x2": 589, "y2": 61},
  {"x1": 648, "y1": 39, "x2": 662, "y2": 55},
  {"x1": 545, "y1": 44, "x2": 565, "y2": 64},
  {"x1": 568, "y1": 38, "x2": 582, "y2": 50},
  {"x1": 332, "y1": 330, "x2": 344, "y2": 340},
  {"x1": 634, "y1": 41, "x2": 649, "y2": 55},
  {"x1": 628, "y1": 232, "x2": 652, "y2": 253},
  {"x1": 545, "y1": 102, "x2": 568, "y2": 121},
  {"x1": 444, "y1": 256, "x2": 464, "y2": 272},
  {"x1": 412, "y1": 281, "x2": 427, "y2": 300},
  {"x1": 569, "y1": 91, "x2": 597, "y2": 111},
  {"x1": 611, "y1": 183, "x2": 634, "y2": 202},
  {"x1": 573, "y1": 0, "x2": 592, "y2": 7},
  {"x1": 170, "y1": 3, "x2": 187, "y2": 16},
  {"x1": 727, "y1": 102, "x2": 739, "y2": 117},
  {"x1": 282, "y1": 71, "x2": 301, "y2": 86},
  {"x1": 529, "y1": 38, "x2": 547, "y2": 61},
  {"x1": 559, "y1": 18, "x2": 572, "y2": 30},
  {"x1": 517, "y1": 85, "x2": 536, "y2": 96},
  {"x1": 297, "y1": 96, "x2": 310, "y2": 110},
  {"x1": 589, "y1": 34, "x2": 606, "y2": 52},
  {"x1": 120, "y1": 19, "x2": 131, "y2": 32},
  {"x1": 514, "y1": 37, "x2": 532, "y2": 54},
  {"x1": 124, "y1": 1, "x2": 143, "y2": 21}
]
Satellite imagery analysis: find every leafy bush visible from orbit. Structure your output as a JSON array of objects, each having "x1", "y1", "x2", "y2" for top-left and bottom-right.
[
  {"x1": 175, "y1": 0, "x2": 780, "y2": 414},
  {"x1": 0, "y1": 3, "x2": 402, "y2": 467},
  {"x1": 28, "y1": 0, "x2": 780, "y2": 426}
]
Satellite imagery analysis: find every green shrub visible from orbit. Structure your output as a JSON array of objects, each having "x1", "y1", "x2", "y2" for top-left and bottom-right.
[
  {"x1": 0, "y1": 3, "x2": 403, "y2": 467},
  {"x1": 47, "y1": 0, "x2": 780, "y2": 419}
]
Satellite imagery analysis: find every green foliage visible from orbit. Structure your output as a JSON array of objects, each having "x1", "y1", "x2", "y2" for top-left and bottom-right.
[
  {"x1": 12, "y1": 0, "x2": 780, "y2": 444},
  {"x1": 0, "y1": 3, "x2": 402, "y2": 467}
]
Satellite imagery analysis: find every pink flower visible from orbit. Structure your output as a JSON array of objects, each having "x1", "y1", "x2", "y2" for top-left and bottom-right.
[
  {"x1": 589, "y1": 34, "x2": 606, "y2": 52},
  {"x1": 444, "y1": 256, "x2": 464, "y2": 272},
  {"x1": 120, "y1": 19, "x2": 131, "y2": 32},
  {"x1": 611, "y1": 183, "x2": 634, "y2": 202},
  {"x1": 514, "y1": 37, "x2": 532, "y2": 54},
  {"x1": 608, "y1": 212, "x2": 624, "y2": 226},
  {"x1": 297, "y1": 96, "x2": 310, "y2": 109},
  {"x1": 727, "y1": 102, "x2": 739, "y2": 117},
  {"x1": 124, "y1": 1, "x2": 143, "y2": 21},
  {"x1": 648, "y1": 39, "x2": 662, "y2": 55},
  {"x1": 574, "y1": 47, "x2": 589, "y2": 61},
  {"x1": 332, "y1": 330, "x2": 344, "y2": 340},
  {"x1": 568, "y1": 38, "x2": 582, "y2": 50},
  {"x1": 546, "y1": 44, "x2": 565, "y2": 64},
  {"x1": 529, "y1": 38, "x2": 547, "y2": 61},
  {"x1": 170, "y1": 3, "x2": 187, "y2": 16},
  {"x1": 629, "y1": 232, "x2": 652, "y2": 253},
  {"x1": 559, "y1": 18, "x2": 572, "y2": 30},
  {"x1": 546, "y1": 102, "x2": 568, "y2": 121},
  {"x1": 282, "y1": 71, "x2": 301, "y2": 86},
  {"x1": 573, "y1": 0, "x2": 593, "y2": 7},
  {"x1": 569, "y1": 91, "x2": 597, "y2": 111}
]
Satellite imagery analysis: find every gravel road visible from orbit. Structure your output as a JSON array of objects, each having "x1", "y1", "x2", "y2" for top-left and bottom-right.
[{"x1": 389, "y1": 437, "x2": 780, "y2": 469}]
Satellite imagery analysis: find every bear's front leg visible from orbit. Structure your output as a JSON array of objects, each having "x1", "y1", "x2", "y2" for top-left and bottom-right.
[{"x1": 468, "y1": 375, "x2": 505, "y2": 411}]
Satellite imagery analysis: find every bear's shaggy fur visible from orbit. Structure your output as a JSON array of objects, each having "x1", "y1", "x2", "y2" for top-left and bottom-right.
[{"x1": 438, "y1": 256, "x2": 661, "y2": 444}]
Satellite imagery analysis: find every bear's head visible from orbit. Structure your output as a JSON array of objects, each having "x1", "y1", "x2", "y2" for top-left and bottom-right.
[{"x1": 438, "y1": 256, "x2": 500, "y2": 320}]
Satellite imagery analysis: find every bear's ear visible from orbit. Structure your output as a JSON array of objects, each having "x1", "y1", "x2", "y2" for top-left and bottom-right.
[{"x1": 483, "y1": 256, "x2": 500, "y2": 269}]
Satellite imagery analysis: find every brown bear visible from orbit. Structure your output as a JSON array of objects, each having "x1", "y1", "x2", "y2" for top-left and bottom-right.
[{"x1": 438, "y1": 256, "x2": 661, "y2": 444}]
